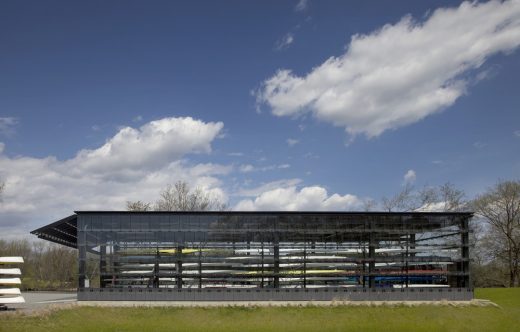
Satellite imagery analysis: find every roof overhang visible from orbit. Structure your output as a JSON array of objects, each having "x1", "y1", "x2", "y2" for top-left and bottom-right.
[{"x1": 30, "y1": 214, "x2": 78, "y2": 249}]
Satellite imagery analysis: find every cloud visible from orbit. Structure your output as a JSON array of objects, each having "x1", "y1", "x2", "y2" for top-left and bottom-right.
[
  {"x1": 239, "y1": 164, "x2": 255, "y2": 173},
  {"x1": 295, "y1": 0, "x2": 308, "y2": 12},
  {"x1": 256, "y1": 1, "x2": 520, "y2": 138},
  {"x1": 473, "y1": 141, "x2": 487, "y2": 149},
  {"x1": 414, "y1": 201, "x2": 447, "y2": 212},
  {"x1": 275, "y1": 33, "x2": 294, "y2": 51},
  {"x1": 287, "y1": 138, "x2": 299, "y2": 147},
  {"x1": 238, "y1": 164, "x2": 292, "y2": 173},
  {"x1": 304, "y1": 152, "x2": 319, "y2": 159},
  {"x1": 69, "y1": 117, "x2": 223, "y2": 177},
  {"x1": 236, "y1": 178, "x2": 303, "y2": 197},
  {"x1": 514, "y1": 130, "x2": 520, "y2": 137},
  {"x1": 0, "y1": 117, "x2": 18, "y2": 136},
  {"x1": 0, "y1": 117, "x2": 227, "y2": 236},
  {"x1": 228, "y1": 152, "x2": 244, "y2": 157},
  {"x1": 235, "y1": 185, "x2": 361, "y2": 211},
  {"x1": 403, "y1": 169, "x2": 416, "y2": 184},
  {"x1": 133, "y1": 115, "x2": 143, "y2": 122}
]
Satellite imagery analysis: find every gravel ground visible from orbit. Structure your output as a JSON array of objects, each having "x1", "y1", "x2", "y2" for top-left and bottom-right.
[
  {"x1": 1, "y1": 292, "x2": 496, "y2": 316},
  {"x1": 0, "y1": 292, "x2": 77, "y2": 314},
  {"x1": 77, "y1": 299, "x2": 495, "y2": 307}
]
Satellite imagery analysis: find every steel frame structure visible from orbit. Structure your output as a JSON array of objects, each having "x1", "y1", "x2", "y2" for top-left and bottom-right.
[{"x1": 32, "y1": 211, "x2": 473, "y2": 301}]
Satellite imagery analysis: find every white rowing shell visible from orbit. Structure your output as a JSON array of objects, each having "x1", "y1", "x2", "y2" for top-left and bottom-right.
[
  {"x1": 0, "y1": 257, "x2": 24, "y2": 264},
  {"x1": 0, "y1": 278, "x2": 21, "y2": 285},
  {"x1": 0, "y1": 295, "x2": 25, "y2": 304},
  {"x1": 0, "y1": 268, "x2": 21, "y2": 275},
  {"x1": 0, "y1": 288, "x2": 21, "y2": 295}
]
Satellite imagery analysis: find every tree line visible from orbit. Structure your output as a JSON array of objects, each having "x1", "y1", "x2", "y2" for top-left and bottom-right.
[
  {"x1": 0, "y1": 238, "x2": 77, "y2": 290},
  {"x1": 0, "y1": 179, "x2": 519, "y2": 289},
  {"x1": 376, "y1": 180, "x2": 520, "y2": 287}
]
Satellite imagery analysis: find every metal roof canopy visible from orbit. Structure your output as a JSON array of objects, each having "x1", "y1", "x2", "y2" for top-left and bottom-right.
[
  {"x1": 31, "y1": 214, "x2": 78, "y2": 248},
  {"x1": 30, "y1": 211, "x2": 473, "y2": 249}
]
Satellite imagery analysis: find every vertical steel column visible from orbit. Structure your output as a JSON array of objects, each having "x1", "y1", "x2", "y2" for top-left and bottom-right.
[
  {"x1": 273, "y1": 240, "x2": 280, "y2": 288},
  {"x1": 261, "y1": 241, "x2": 264, "y2": 288},
  {"x1": 369, "y1": 233, "x2": 375, "y2": 288},
  {"x1": 99, "y1": 245, "x2": 106, "y2": 288},
  {"x1": 461, "y1": 217, "x2": 470, "y2": 288},
  {"x1": 361, "y1": 245, "x2": 366, "y2": 288},
  {"x1": 112, "y1": 244, "x2": 119, "y2": 287},
  {"x1": 407, "y1": 233, "x2": 415, "y2": 288},
  {"x1": 273, "y1": 217, "x2": 280, "y2": 289},
  {"x1": 176, "y1": 244, "x2": 183, "y2": 289},
  {"x1": 78, "y1": 226, "x2": 86, "y2": 289},
  {"x1": 303, "y1": 242, "x2": 307, "y2": 289},
  {"x1": 153, "y1": 249, "x2": 160, "y2": 288},
  {"x1": 368, "y1": 215, "x2": 376, "y2": 289},
  {"x1": 198, "y1": 246, "x2": 202, "y2": 289},
  {"x1": 404, "y1": 236, "x2": 408, "y2": 288}
]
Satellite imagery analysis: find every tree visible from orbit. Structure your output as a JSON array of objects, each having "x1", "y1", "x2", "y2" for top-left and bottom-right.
[
  {"x1": 472, "y1": 180, "x2": 520, "y2": 287},
  {"x1": 126, "y1": 181, "x2": 228, "y2": 212},
  {"x1": 437, "y1": 183, "x2": 467, "y2": 212},
  {"x1": 0, "y1": 239, "x2": 77, "y2": 290},
  {"x1": 381, "y1": 182, "x2": 467, "y2": 212},
  {"x1": 361, "y1": 198, "x2": 377, "y2": 212},
  {"x1": 381, "y1": 183, "x2": 415, "y2": 212},
  {"x1": 126, "y1": 200, "x2": 151, "y2": 211},
  {"x1": 155, "y1": 181, "x2": 227, "y2": 211}
]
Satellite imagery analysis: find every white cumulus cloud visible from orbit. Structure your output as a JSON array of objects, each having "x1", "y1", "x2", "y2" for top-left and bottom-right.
[
  {"x1": 68, "y1": 117, "x2": 223, "y2": 177},
  {"x1": 236, "y1": 178, "x2": 303, "y2": 197},
  {"x1": 0, "y1": 117, "x2": 228, "y2": 237},
  {"x1": 403, "y1": 169, "x2": 416, "y2": 184},
  {"x1": 257, "y1": 1, "x2": 520, "y2": 138},
  {"x1": 235, "y1": 185, "x2": 361, "y2": 211}
]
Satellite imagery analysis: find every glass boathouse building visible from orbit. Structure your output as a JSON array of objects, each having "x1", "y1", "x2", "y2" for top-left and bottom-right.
[{"x1": 31, "y1": 211, "x2": 473, "y2": 301}]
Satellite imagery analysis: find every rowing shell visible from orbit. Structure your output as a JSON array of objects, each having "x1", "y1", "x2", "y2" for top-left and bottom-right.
[{"x1": 0, "y1": 257, "x2": 24, "y2": 265}]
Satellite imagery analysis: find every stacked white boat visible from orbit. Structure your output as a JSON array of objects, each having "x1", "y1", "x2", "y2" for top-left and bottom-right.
[{"x1": 0, "y1": 257, "x2": 25, "y2": 307}]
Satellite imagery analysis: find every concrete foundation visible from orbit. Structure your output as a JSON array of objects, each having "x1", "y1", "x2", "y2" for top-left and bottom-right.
[{"x1": 78, "y1": 287, "x2": 473, "y2": 302}]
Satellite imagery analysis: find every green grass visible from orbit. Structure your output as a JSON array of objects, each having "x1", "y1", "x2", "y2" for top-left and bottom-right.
[{"x1": 1, "y1": 288, "x2": 519, "y2": 332}]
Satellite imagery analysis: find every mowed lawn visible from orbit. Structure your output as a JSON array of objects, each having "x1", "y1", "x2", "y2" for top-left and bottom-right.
[{"x1": 1, "y1": 288, "x2": 519, "y2": 332}]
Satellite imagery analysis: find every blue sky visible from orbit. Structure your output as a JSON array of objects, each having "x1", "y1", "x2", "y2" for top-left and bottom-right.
[{"x1": 1, "y1": 0, "x2": 519, "y2": 236}]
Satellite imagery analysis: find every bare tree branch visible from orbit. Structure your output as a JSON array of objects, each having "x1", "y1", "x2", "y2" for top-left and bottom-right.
[
  {"x1": 126, "y1": 200, "x2": 152, "y2": 211},
  {"x1": 472, "y1": 180, "x2": 520, "y2": 287},
  {"x1": 381, "y1": 183, "x2": 415, "y2": 212},
  {"x1": 154, "y1": 181, "x2": 227, "y2": 211}
]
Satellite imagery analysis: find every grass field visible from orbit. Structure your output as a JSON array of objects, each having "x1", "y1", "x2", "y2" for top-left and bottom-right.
[{"x1": 1, "y1": 288, "x2": 519, "y2": 332}]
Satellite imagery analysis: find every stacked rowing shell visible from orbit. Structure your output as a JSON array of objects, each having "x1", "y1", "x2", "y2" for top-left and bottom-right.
[{"x1": 0, "y1": 257, "x2": 25, "y2": 305}]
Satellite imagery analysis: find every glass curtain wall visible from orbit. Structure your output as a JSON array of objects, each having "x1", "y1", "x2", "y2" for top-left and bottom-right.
[{"x1": 77, "y1": 213, "x2": 470, "y2": 290}]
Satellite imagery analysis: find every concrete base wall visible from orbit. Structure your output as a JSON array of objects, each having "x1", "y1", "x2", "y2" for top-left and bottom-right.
[{"x1": 78, "y1": 288, "x2": 473, "y2": 302}]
